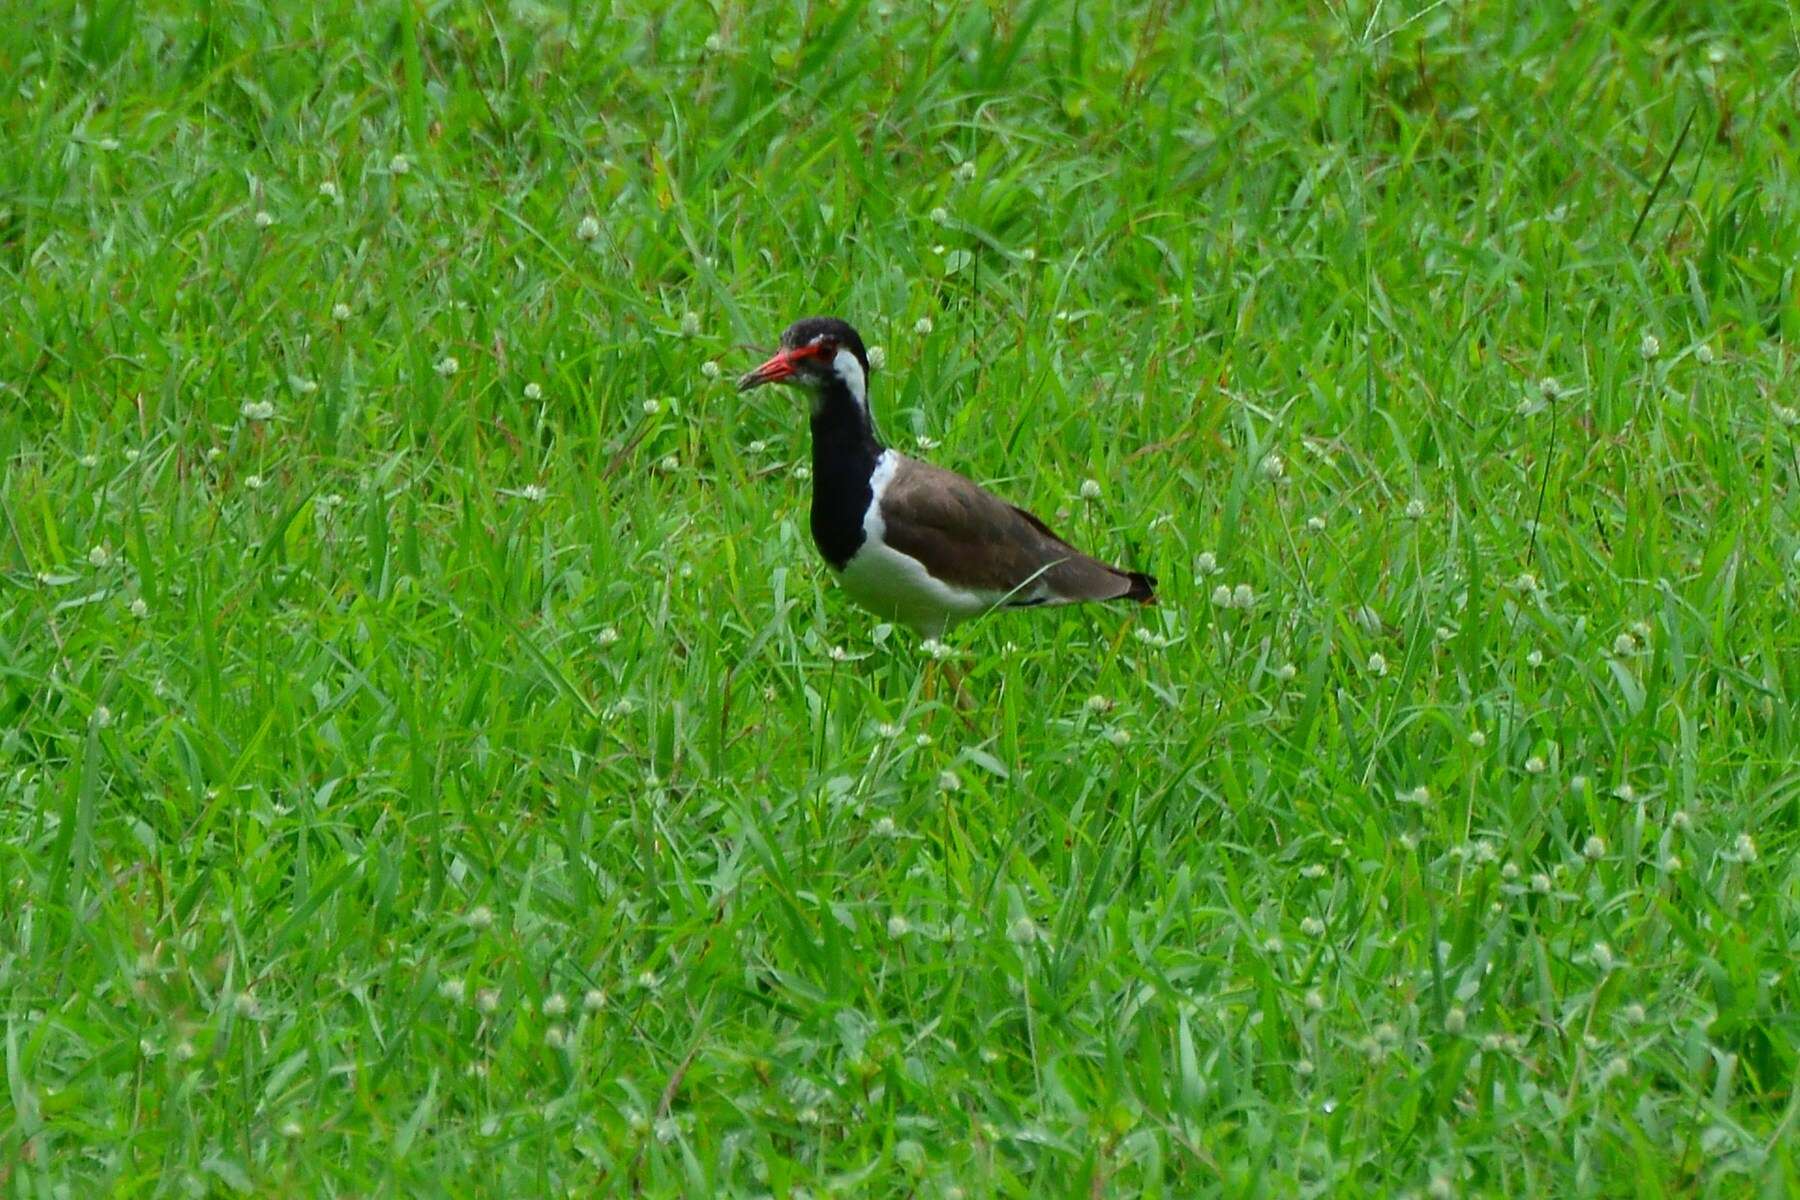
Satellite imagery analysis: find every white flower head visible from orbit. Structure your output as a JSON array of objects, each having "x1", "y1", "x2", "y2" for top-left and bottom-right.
[
  {"x1": 679, "y1": 311, "x2": 702, "y2": 338},
  {"x1": 88, "y1": 545, "x2": 111, "y2": 567},
  {"x1": 1210, "y1": 584, "x2": 1233, "y2": 608},
  {"x1": 523, "y1": 381, "x2": 542, "y2": 400},
  {"x1": 434, "y1": 356, "x2": 459, "y2": 378},
  {"x1": 318, "y1": 180, "x2": 339, "y2": 202},
  {"x1": 244, "y1": 474, "x2": 266, "y2": 491},
  {"x1": 1079, "y1": 479, "x2": 1102, "y2": 501},
  {"x1": 1008, "y1": 917, "x2": 1038, "y2": 946},
  {"x1": 583, "y1": 988, "x2": 607, "y2": 1013},
  {"x1": 886, "y1": 914, "x2": 910, "y2": 939},
  {"x1": 240, "y1": 400, "x2": 276, "y2": 421},
  {"x1": 1260, "y1": 453, "x2": 1285, "y2": 481},
  {"x1": 642, "y1": 397, "x2": 662, "y2": 415},
  {"x1": 1232, "y1": 583, "x2": 1255, "y2": 609},
  {"x1": 1274, "y1": 662, "x2": 1297, "y2": 682},
  {"x1": 1694, "y1": 343, "x2": 1714, "y2": 365},
  {"x1": 914, "y1": 316, "x2": 933, "y2": 336},
  {"x1": 1612, "y1": 632, "x2": 1636, "y2": 656},
  {"x1": 597, "y1": 626, "x2": 620, "y2": 647},
  {"x1": 1583, "y1": 835, "x2": 1606, "y2": 861},
  {"x1": 253, "y1": 210, "x2": 273, "y2": 228},
  {"x1": 129, "y1": 597, "x2": 149, "y2": 618},
  {"x1": 575, "y1": 215, "x2": 601, "y2": 241},
  {"x1": 1404, "y1": 498, "x2": 1426, "y2": 520},
  {"x1": 542, "y1": 992, "x2": 569, "y2": 1018},
  {"x1": 866, "y1": 345, "x2": 886, "y2": 370},
  {"x1": 1733, "y1": 832, "x2": 1757, "y2": 863},
  {"x1": 1195, "y1": 551, "x2": 1218, "y2": 575},
  {"x1": 331, "y1": 302, "x2": 352, "y2": 321},
  {"x1": 389, "y1": 153, "x2": 411, "y2": 175},
  {"x1": 1640, "y1": 333, "x2": 1661, "y2": 360},
  {"x1": 955, "y1": 160, "x2": 977, "y2": 182},
  {"x1": 937, "y1": 770, "x2": 961, "y2": 793},
  {"x1": 1367, "y1": 652, "x2": 1388, "y2": 676},
  {"x1": 929, "y1": 206, "x2": 950, "y2": 225},
  {"x1": 1525, "y1": 755, "x2": 1547, "y2": 775},
  {"x1": 700, "y1": 360, "x2": 721, "y2": 380}
]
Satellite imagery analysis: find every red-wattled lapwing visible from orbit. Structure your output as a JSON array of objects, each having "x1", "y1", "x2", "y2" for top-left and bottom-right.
[{"x1": 737, "y1": 316, "x2": 1156, "y2": 640}]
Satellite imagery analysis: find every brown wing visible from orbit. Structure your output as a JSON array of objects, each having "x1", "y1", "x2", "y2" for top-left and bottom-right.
[{"x1": 877, "y1": 456, "x2": 1153, "y2": 604}]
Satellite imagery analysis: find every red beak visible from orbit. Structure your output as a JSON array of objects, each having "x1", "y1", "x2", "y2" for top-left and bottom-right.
[{"x1": 737, "y1": 349, "x2": 796, "y2": 391}]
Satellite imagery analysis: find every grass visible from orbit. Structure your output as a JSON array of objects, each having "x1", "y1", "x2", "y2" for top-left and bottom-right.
[{"x1": 4, "y1": 0, "x2": 1799, "y2": 1194}]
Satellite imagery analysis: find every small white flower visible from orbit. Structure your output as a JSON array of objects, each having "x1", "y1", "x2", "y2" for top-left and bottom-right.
[
  {"x1": 700, "y1": 361, "x2": 721, "y2": 380},
  {"x1": 1079, "y1": 479, "x2": 1102, "y2": 501},
  {"x1": 1211, "y1": 584, "x2": 1233, "y2": 608},
  {"x1": 1514, "y1": 571, "x2": 1539, "y2": 593},
  {"x1": 703, "y1": 33, "x2": 724, "y2": 54},
  {"x1": 1620, "y1": 1002, "x2": 1646, "y2": 1024},
  {"x1": 467, "y1": 905, "x2": 495, "y2": 929},
  {"x1": 1539, "y1": 376, "x2": 1561, "y2": 398},
  {"x1": 1195, "y1": 551, "x2": 1218, "y2": 575},
  {"x1": 389, "y1": 154, "x2": 411, "y2": 175},
  {"x1": 583, "y1": 988, "x2": 607, "y2": 1013},
  {"x1": 1300, "y1": 916, "x2": 1325, "y2": 938},
  {"x1": 1304, "y1": 989, "x2": 1325, "y2": 1012},
  {"x1": 872, "y1": 816, "x2": 900, "y2": 838},
  {"x1": 1018, "y1": 246, "x2": 1037, "y2": 262},
  {"x1": 929, "y1": 206, "x2": 950, "y2": 225},
  {"x1": 440, "y1": 979, "x2": 467, "y2": 1004},
  {"x1": 1670, "y1": 809, "x2": 1692, "y2": 831},
  {"x1": 1085, "y1": 694, "x2": 1112, "y2": 714},
  {"x1": 642, "y1": 397, "x2": 662, "y2": 416},
  {"x1": 253, "y1": 210, "x2": 273, "y2": 228},
  {"x1": 79, "y1": 453, "x2": 99, "y2": 468},
  {"x1": 1526, "y1": 648, "x2": 1544, "y2": 668},
  {"x1": 129, "y1": 597, "x2": 149, "y2": 618},
  {"x1": 1367, "y1": 652, "x2": 1388, "y2": 676},
  {"x1": 1468, "y1": 730, "x2": 1487, "y2": 747},
  {"x1": 914, "y1": 316, "x2": 933, "y2": 336},
  {"x1": 1531, "y1": 872, "x2": 1552, "y2": 894},
  {"x1": 475, "y1": 988, "x2": 499, "y2": 1014},
  {"x1": 867, "y1": 345, "x2": 886, "y2": 370},
  {"x1": 280, "y1": 1119, "x2": 304, "y2": 1138},
  {"x1": 1260, "y1": 453, "x2": 1285, "y2": 481},
  {"x1": 1694, "y1": 344, "x2": 1714, "y2": 365},
  {"x1": 1274, "y1": 662, "x2": 1297, "y2": 682},
  {"x1": 1525, "y1": 755, "x2": 1547, "y2": 775},
  {"x1": 1583, "y1": 835, "x2": 1606, "y2": 860},
  {"x1": 290, "y1": 377, "x2": 318, "y2": 395},
  {"x1": 827, "y1": 645, "x2": 849, "y2": 663},
  {"x1": 88, "y1": 545, "x2": 111, "y2": 567},
  {"x1": 517, "y1": 484, "x2": 547, "y2": 503},
  {"x1": 886, "y1": 914, "x2": 910, "y2": 939},
  {"x1": 523, "y1": 381, "x2": 543, "y2": 400},
  {"x1": 791, "y1": 465, "x2": 811, "y2": 481},
  {"x1": 124, "y1": 447, "x2": 141, "y2": 462},
  {"x1": 434, "y1": 356, "x2": 459, "y2": 377},
  {"x1": 1104, "y1": 727, "x2": 1131, "y2": 747},
  {"x1": 207, "y1": 447, "x2": 223, "y2": 462},
  {"x1": 937, "y1": 770, "x2": 961, "y2": 793},
  {"x1": 1300, "y1": 863, "x2": 1327, "y2": 880},
  {"x1": 1733, "y1": 833, "x2": 1757, "y2": 863},
  {"x1": 1613, "y1": 632, "x2": 1637, "y2": 656},
  {"x1": 1773, "y1": 405, "x2": 1799, "y2": 427},
  {"x1": 1445, "y1": 1006, "x2": 1467, "y2": 1034},
  {"x1": 1232, "y1": 583, "x2": 1255, "y2": 609},
  {"x1": 542, "y1": 992, "x2": 569, "y2": 1018},
  {"x1": 545, "y1": 1024, "x2": 568, "y2": 1049},
  {"x1": 955, "y1": 160, "x2": 977, "y2": 182},
  {"x1": 658, "y1": 454, "x2": 679, "y2": 473},
  {"x1": 93, "y1": 705, "x2": 114, "y2": 729},
  {"x1": 1592, "y1": 942, "x2": 1617, "y2": 971},
  {"x1": 1640, "y1": 333, "x2": 1661, "y2": 360},
  {"x1": 244, "y1": 474, "x2": 266, "y2": 491},
  {"x1": 679, "y1": 311, "x2": 702, "y2": 338},
  {"x1": 914, "y1": 434, "x2": 938, "y2": 450},
  {"x1": 331, "y1": 302, "x2": 352, "y2": 321},
  {"x1": 746, "y1": 440, "x2": 766, "y2": 454},
  {"x1": 173, "y1": 1040, "x2": 195, "y2": 1062},
  {"x1": 318, "y1": 180, "x2": 338, "y2": 201},
  {"x1": 635, "y1": 970, "x2": 658, "y2": 990},
  {"x1": 1008, "y1": 917, "x2": 1038, "y2": 946},
  {"x1": 575, "y1": 215, "x2": 601, "y2": 241},
  {"x1": 1262, "y1": 936, "x2": 1284, "y2": 954},
  {"x1": 877, "y1": 722, "x2": 902, "y2": 738},
  {"x1": 922, "y1": 638, "x2": 953, "y2": 661},
  {"x1": 1404, "y1": 498, "x2": 1426, "y2": 520},
  {"x1": 597, "y1": 626, "x2": 620, "y2": 647},
  {"x1": 1306, "y1": 515, "x2": 1327, "y2": 531},
  {"x1": 240, "y1": 400, "x2": 276, "y2": 421}
]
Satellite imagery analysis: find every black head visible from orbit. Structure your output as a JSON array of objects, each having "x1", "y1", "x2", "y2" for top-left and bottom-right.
[{"x1": 736, "y1": 316, "x2": 871, "y2": 400}]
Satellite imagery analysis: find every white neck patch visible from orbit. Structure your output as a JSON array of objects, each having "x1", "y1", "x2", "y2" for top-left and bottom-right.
[{"x1": 831, "y1": 348, "x2": 867, "y2": 410}]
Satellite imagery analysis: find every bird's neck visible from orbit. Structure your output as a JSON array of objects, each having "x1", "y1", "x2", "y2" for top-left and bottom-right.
[
  {"x1": 808, "y1": 380, "x2": 883, "y2": 569},
  {"x1": 809, "y1": 378, "x2": 883, "y2": 470}
]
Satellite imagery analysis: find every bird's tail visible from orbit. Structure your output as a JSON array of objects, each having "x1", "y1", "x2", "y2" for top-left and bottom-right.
[{"x1": 1119, "y1": 570, "x2": 1157, "y2": 604}]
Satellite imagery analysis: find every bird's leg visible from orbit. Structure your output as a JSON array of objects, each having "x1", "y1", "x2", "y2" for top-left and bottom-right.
[{"x1": 941, "y1": 659, "x2": 975, "y2": 712}]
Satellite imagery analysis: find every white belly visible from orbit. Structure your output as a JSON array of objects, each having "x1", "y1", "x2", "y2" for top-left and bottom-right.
[
  {"x1": 831, "y1": 450, "x2": 998, "y2": 636},
  {"x1": 834, "y1": 538, "x2": 991, "y2": 635}
]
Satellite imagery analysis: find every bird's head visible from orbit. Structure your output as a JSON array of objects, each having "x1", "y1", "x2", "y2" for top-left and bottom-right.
[{"x1": 737, "y1": 317, "x2": 871, "y2": 408}]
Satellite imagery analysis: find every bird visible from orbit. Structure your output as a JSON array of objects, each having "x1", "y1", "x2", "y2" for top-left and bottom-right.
[{"x1": 736, "y1": 316, "x2": 1156, "y2": 639}]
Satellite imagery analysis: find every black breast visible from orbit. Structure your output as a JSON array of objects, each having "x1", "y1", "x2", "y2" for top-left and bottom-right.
[{"x1": 807, "y1": 386, "x2": 881, "y2": 570}]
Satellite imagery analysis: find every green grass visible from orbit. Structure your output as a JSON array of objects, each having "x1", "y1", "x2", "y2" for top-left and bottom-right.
[{"x1": 4, "y1": 1, "x2": 1799, "y2": 1194}]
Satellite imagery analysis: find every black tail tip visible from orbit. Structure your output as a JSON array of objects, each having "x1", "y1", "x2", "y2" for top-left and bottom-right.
[{"x1": 1123, "y1": 571, "x2": 1157, "y2": 604}]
